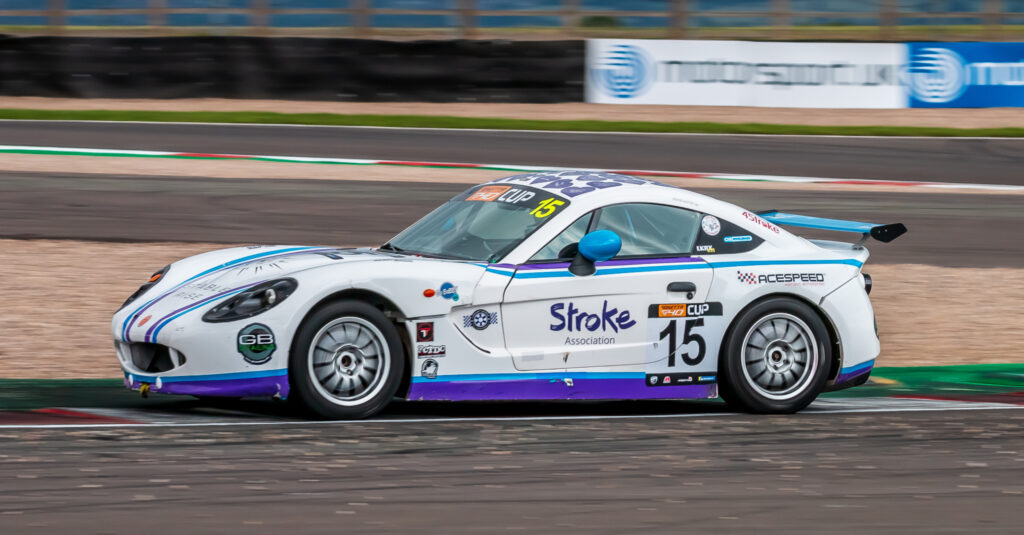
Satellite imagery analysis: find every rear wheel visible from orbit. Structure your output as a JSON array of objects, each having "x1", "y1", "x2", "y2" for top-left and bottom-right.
[
  {"x1": 289, "y1": 300, "x2": 404, "y2": 419},
  {"x1": 719, "y1": 297, "x2": 831, "y2": 413}
]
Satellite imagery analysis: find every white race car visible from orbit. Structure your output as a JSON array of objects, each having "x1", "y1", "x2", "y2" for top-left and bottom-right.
[{"x1": 113, "y1": 171, "x2": 905, "y2": 419}]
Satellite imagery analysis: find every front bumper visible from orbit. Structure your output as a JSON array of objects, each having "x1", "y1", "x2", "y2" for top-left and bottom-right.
[{"x1": 123, "y1": 368, "x2": 289, "y2": 398}]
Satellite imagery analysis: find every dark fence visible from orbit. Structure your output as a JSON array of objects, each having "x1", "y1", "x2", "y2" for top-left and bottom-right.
[{"x1": 0, "y1": 36, "x2": 583, "y2": 102}]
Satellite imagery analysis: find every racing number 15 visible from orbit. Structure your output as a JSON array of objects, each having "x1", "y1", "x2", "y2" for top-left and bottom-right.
[
  {"x1": 658, "y1": 319, "x2": 705, "y2": 367},
  {"x1": 530, "y1": 198, "x2": 564, "y2": 218}
]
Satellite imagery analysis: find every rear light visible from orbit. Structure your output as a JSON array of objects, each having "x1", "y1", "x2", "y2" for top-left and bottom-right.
[{"x1": 863, "y1": 273, "x2": 872, "y2": 295}]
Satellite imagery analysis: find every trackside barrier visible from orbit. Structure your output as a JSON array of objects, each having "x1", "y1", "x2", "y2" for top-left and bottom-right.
[
  {"x1": 0, "y1": 36, "x2": 582, "y2": 102},
  {"x1": 586, "y1": 39, "x2": 1024, "y2": 109}
]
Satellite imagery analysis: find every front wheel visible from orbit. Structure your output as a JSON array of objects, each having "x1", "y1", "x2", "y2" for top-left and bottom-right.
[
  {"x1": 289, "y1": 300, "x2": 404, "y2": 419},
  {"x1": 719, "y1": 297, "x2": 831, "y2": 414}
]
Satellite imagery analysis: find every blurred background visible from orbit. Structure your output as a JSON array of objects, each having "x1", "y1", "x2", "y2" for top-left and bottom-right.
[
  {"x1": 3, "y1": 0, "x2": 1024, "y2": 41},
  {"x1": 1, "y1": 1, "x2": 1023, "y2": 534}
]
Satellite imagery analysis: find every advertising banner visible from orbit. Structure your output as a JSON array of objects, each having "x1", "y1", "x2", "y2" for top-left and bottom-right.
[
  {"x1": 908, "y1": 42, "x2": 1024, "y2": 107},
  {"x1": 586, "y1": 39, "x2": 907, "y2": 108}
]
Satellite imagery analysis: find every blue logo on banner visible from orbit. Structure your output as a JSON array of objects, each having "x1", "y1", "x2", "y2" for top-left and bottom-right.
[
  {"x1": 592, "y1": 44, "x2": 654, "y2": 99},
  {"x1": 908, "y1": 43, "x2": 1024, "y2": 108}
]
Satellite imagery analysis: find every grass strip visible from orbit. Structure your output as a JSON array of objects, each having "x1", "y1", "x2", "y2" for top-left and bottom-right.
[{"x1": 3, "y1": 108, "x2": 1024, "y2": 137}]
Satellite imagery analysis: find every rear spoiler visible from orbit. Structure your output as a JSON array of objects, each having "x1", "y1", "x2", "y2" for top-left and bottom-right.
[{"x1": 756, "y1": 211, "x2": 907, "y2": 244}]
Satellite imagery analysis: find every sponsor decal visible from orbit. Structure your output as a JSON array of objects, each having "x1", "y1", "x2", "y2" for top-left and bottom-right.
[
  {"x1": 695, "y1": 245, "x2": 716, "y2": 254},
  {"x1": 439, "y1": 282, "x2": 459, "y2": 302},
  {"x1": 591, "y1": 44, "x2": 655, "y2": 99},
  {"x1": 137, "y1": 314, "x2": 152, "y2": 327},
  {"x1": 701, "y1": 215, "x2": 721, "y2": 236},
  {"x1": 564, "y1": 336, "x2": 617, "y2": 346},
  {"x1": 737, "y1": 271, "x2": 825, "y2": 286},
  {"x1": 416, "y1": 322, "x2": 434, "y2": 342},
  {"x1": 905, "y1": 47, "x2": 967, "y2": 104},
  {"x1": 645, "y1": 373, "x2": 717, "y2": 387},
  {"x1": 742, "y1": 211, "x2": 780, "y2": 234},
  {"x1": 464, "y1": 309, "x2": 499, "y2": 331},
  {"x1": 420, "y1": 359, "x2": 439, "y2": 379},
  {"x1": 649, "y1": 302, "x2": 723, "y2": 319},
  {"x1": 550, "y1": 300, "x2": 636, "y2": 333},
  {"x1": 417, "y1": 344, "x2": 446, "y2": 358},
  {"x1": 467, "y1": 185, "x2": 539, "y2": 207},
  {"x1": 237, "y1": 323, "x2": 276, "y2": 365},
  {"x1": 723, "y1": 235, "x2": 753, "y2": 243},
  {"x1": 467, "y1": 185, "x2": 512, "y2": 202}
]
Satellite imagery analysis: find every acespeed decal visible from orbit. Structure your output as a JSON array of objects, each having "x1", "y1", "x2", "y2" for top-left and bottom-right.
[
  {"x1": 121, "y1": 246, "x2": 330, "y2": 342},
  {"x1": 5, "y1": 144, "x2": 1024, "y2": 193},
  {"x1": 736, "y1": 271, "x2": 826, "y2": 286}
]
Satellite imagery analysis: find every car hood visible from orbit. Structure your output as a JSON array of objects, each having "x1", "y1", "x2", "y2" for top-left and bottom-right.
[{"x1": 116, "y1": 245, "x2": 412, "y2": 343}]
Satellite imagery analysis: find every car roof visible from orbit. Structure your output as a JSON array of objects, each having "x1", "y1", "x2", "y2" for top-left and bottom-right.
[
  {"x1": 480, "y1": 171, "x2": 738, "y2": 215},
  {"x1": 482, "y1": 171, "x2": 679, "y2": 199}
]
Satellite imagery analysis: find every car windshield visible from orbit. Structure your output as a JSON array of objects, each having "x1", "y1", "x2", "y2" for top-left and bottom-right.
[{"x1": 385, "y1": 184, "x2": 571, "y2": 262}]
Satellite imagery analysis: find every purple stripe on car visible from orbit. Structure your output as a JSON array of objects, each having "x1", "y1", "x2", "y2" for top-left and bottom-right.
[
  {"x1": 127, "y1": 374, "x2": 289, "y2": 399},
  {"x1": 142, "y1": 281, "x2": 266, "y2": 342},
  {"x1": 518, "y1": 256, "x2": 702, "y2": 270},
  {"x1": 407, "y1": 378, "x2": 716, "y2": 401},
  {"x1": 835, "y1": 362, "x2": 875, "y2": 384}
]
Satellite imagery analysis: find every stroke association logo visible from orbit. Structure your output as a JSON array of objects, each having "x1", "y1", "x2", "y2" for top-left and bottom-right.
[
  {"x1": 591, "y1": 44, "x2": 654, "y2": 99},
  {"x1": 907, "y1": 47, "x2": 967, "y2": 104}
]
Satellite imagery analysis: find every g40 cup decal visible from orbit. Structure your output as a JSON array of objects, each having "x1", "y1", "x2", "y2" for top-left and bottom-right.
[{"x1": 645, "y1": 303, "x2": 723, "y2": 386}]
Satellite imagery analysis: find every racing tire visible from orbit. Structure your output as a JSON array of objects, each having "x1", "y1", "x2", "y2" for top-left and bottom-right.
[
  {"x1": 718, "y1": 297, "x2": 831, "y2": 414},
  {"x1": 289, "y1": 300, "x2": 405, "y2": 419}
]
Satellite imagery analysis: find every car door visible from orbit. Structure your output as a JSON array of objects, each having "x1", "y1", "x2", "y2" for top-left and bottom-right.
[{"x1": 501, "y1": 203, "x2": 714, "y2": 371}]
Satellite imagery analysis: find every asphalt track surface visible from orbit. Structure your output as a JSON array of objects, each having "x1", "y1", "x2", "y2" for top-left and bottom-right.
[
  {"x1": 1, "y1": 402, "x2": 1023, "y2": 534},
  {"x1": 1, "y1": 171, "x2": 1020, "y2": 267},
  {"x1": 4, "y1": 120, "x2": 1024, "y2": 185}
]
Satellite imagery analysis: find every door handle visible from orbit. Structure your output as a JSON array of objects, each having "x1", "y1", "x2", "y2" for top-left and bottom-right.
[{"x1": 668, "y1": 281, "x2": 696, "y2": 299}]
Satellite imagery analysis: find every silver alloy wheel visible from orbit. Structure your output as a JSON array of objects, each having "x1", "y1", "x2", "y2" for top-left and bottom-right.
[
  {"x1": 740, "y1": 312, "x2": 819, "y2": 401},
  {"x1": 307, "y1": 317, "x2": 390, "y2": 407}
]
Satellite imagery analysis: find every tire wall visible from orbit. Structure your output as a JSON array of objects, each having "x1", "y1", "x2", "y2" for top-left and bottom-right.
[{"x1": 0, "y1": 36, "x2": 583, "y2": 102}]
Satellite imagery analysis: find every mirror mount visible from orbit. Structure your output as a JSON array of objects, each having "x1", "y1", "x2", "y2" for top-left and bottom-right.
[{"x1": 569, "y1": 253, "x2": 595, "y2": 276}]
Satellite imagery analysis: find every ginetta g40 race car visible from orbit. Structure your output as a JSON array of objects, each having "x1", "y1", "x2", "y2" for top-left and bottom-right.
[{"x1": 113, "y1": 171, "x2": 905, "y2": 419}]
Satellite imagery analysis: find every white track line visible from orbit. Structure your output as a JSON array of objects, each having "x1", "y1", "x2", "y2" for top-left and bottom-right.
[
  {"x1": 2, "y1": 399, "x2": 1020, "y2": 430},
  {"x1": 2, "y1": 144, "x2": 1022, "y2": 192}
]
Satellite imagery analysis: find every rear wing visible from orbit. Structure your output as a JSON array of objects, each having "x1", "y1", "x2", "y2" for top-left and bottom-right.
[{"x1": 756, "y1": 211, "x2": 907, "y2": 244}]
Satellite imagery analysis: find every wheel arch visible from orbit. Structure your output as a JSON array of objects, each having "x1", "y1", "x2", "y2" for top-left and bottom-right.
[
  {"x1": 297, "y1": 288, "x2": 414, "y2": 398},
  {"x1": 717, "y1": 292, "x2": 841, "y2": 381}
]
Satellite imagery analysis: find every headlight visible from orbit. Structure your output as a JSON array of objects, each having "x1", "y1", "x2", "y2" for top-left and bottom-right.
[
  {"x1": 119, "y1": 265, "x2": 170, "y2": 311},
  {"x1": 202, "y1": 278, "x2": 298, "y2": 323}
]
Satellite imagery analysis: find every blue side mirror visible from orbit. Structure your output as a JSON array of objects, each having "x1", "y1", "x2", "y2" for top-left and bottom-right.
[{"x1": 578, "y1": 230, "x2": 622, "y2": 262}]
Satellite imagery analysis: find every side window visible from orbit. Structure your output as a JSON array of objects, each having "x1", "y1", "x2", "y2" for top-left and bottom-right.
[
  {"x1": 529, "y1": 213, "x2": 593, "y2": 262},
  {"x1": 593, "y1": 203, "x2": 700, "y2": 257}
]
